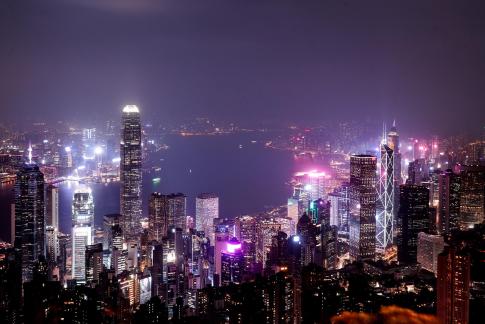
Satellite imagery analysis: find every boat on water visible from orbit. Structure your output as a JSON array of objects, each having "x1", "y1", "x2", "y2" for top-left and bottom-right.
[{"x1": 152, "y1": 177, "x2": 161, "y2": 183}]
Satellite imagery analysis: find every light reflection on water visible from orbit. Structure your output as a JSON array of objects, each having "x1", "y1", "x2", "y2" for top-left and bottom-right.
[{"x1": 0, "y1": 133, "x2": 316, "y2": 241}]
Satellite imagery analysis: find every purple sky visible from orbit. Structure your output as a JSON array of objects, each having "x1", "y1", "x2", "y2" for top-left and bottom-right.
[{"x1": 1, "y1": 0, "x2": 484, "y2": 134}]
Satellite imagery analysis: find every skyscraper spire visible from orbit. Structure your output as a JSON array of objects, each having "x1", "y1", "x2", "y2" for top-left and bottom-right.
[{"x1": 28, "y1": 142, "x2": 33, "y2": 164}]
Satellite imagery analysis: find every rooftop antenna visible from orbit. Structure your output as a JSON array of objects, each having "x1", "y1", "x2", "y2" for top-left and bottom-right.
[{"x1": 28, "y1": 142, "x2": 33, "y2": 164}]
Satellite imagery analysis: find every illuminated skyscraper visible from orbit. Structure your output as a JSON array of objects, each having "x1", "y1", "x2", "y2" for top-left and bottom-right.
[
  {"x1": 376, "y1": 143, "x2": 394, "y2": 252},
  {"x1": 45, "y1": 185, "x2": 59, "y2": 269},
  {"x1": 387, "y1": 121, "x2": 402, "y2": 241},
  {"x1": 46, "y1": 185, "x2": 59, "y2": 230},
  {"x1": 195, "y1": 193, "x2": 219, "y2": 244},
  {"x1": 221, "y1": 238, "x2": 244, "y2": 285},
  {"x1": 14, "y1": 160, "x2": 46, "y2": 284},
  {"x1": 349, "y1": 155, "x2": 377, "y2": 261},
  {"x1": 292, "y1": 170, "x2": 329, "y2": 214},
  {"x1": 71, "y1": 188, "x2": 94, "y2": 284},
  {"x1": 149, "y1": 193, "x2": 187, "y2": 240},
  {"x1": 328, "y1": 183, "x2": 350, "y2": 233},
  {"x1": 120, "y1": 105, "x2": 142, "y2": 238},
  {"x1": 397, "y1": 185, "x2": 429, "y2": 264}
]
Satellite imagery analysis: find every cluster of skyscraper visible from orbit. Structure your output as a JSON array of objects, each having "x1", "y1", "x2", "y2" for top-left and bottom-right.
[{"x1": 4, "y1": 112, "x2": 485, "y2": 323}]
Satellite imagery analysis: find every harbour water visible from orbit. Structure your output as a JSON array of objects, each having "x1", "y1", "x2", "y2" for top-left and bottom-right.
[{"x1": 0, "y1": 132, "x2": 316, "y2": 241}]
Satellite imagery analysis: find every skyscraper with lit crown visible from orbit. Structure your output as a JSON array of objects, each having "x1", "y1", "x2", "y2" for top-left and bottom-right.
[{"x1": 120, "y1": 105, "x2": 142, "y2": 238}]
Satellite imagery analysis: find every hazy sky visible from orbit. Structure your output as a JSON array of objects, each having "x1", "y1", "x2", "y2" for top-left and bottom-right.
[{"x1": 1, "y1": 0, "x2": 484, "y2": 134}]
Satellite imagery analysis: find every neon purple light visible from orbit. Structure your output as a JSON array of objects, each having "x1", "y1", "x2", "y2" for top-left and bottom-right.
[{"x1": 226, "y1": 242, "x2": 242, "y2": 253}]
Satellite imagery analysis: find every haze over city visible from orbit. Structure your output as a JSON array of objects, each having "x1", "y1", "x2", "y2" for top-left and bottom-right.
[
  {"x1": 1, "y1": 0, "x2": 485, "y2": 134},
  {"x1": 0, "y1": 1, "x2": 484, "y2": 323}
]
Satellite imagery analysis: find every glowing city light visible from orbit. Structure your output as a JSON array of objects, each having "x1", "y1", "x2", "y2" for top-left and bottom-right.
[
  {"x1": 65, "y1": 146, "x2": 71, "y2": 152},
  {"x1": 112, "y1": 157, "x2": 121, "y2": 163},
  {"x1": 122, "y1": 105, "x2": 139, "y2": 113},
  {"x1": 292, "y1": 235, "x2": 300, "y2": 243},
  {"x1": 94, "y1": 146, "x2": 103, "y2": 155},
  {"x1": 226, "y1": 242, "x2": 242, "y2": 253}
]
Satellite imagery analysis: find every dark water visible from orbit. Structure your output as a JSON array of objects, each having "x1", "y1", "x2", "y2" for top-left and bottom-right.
[{"x1": 0, "y1": 133, "x2": 307, "y2": 240}]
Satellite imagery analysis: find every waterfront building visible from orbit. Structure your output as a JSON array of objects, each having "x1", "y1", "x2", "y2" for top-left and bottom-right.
[{"x1": 120, "y1": 105, "x2": 142, "y2": 238}]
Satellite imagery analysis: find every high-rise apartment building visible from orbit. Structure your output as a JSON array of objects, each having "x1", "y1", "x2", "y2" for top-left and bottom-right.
[
  {"x1": 349, "y1": 155, "x2": 377, "y2": 261},
  {"x1": 120, "y1": 105, "x2": 142, "y2": 238}
]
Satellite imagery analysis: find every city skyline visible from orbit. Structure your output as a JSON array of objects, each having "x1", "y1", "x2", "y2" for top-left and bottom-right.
[{"x1": 1, "y1": 1, "x2": 485, "y2": 323}]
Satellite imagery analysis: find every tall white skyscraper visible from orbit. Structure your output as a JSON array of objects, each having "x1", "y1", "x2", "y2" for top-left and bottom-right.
[
  {"x1": 196, "y1": 193, "x2": 219, "y2": 245},
  {"x1": 72, "y1": 188, "x2": 94, "y2": 284}
]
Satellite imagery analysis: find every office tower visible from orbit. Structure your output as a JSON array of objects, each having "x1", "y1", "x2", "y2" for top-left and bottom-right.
[
  {"x1": 349, "y1": 155, "x2": 377, "y2": 261},
  {"x1": 437, "y1": 246, "x2": 471, "y2": 324},
  {"x1": 377, "y1": 143, "x2": 394, "y2": 253},
  {"x1": 162, "y1": 228, "x2": 184, "y2": 312},
  {"x1": 120, "y1": 105, "x2": 142, "y2": 238},
  {"x1": 256, "y1": 218, "x2": 282, "y2": 267},
  {"x1": 45, "y1": 185, "x2": 59, "y2": 270},
  {"x1": 234, "y1": 215, "x2": 257, "y2": 272},
  {"x1": 297, "y1": 213, "x2": 317, "y2": 266},
  {"x1": 387, "y1": 121, "x2": 402, "y2": 243},
  {"x1": 220, "y1": 238, "x2": 244, "y2": 285},
  {"x1": 417, "y1": 232, "x2": 444, "y2": 275},
  {"x1": 407, "y1": 159, "x2": 428, "y2": 185},
  {"x1": 397, "y1": 185, "x2": 430, "y2": 264},
  {"x1": 14, "y1": 160, "x2": 45, "y2": 284},
  {"x1": 71, "y1": 188, "x2": 94, "y2": 284},
  {"x1": 149, "y1": 193, "x2": 167, "y2": 242},
  {"x1": 387, "y1": 120, "x2": 402, "y2": 185},
  {"x1": 287, "y1": 198, "x2": 299, "y2": 226},
  {"x1": 292, "y1": 170, "x2": 329, "y2": 215},
  {"x1": 267, "y1": 231, "x2": 289, "y2": 271},
  {"x1": 149, "y1": 193, "x2": 187, "y2": 241},
  {"x1": 46, "y1": 185, "x2": 59, "y2": 230},
  {"x1": 438, "y1": 169, "x2": 461, "y2": 235},
  {"x1": 214, "y1": 224, "x2": 232, "y2": 285},
  {"x1": 167, "y1": 193, "x2": 187, "y2": 232},
  {"x1": 328, "y1": 183, "x2": 350, "y2": 233},
  {"x1": 195, "y1": 193, "x2": 219, "y2": 244},
  {"x1": 85, "y1": 243, "x2": 103, "y2": 284},
  {"x1": 459, "y1": 165, "x2": 485, "y2": 229},
  {"x1": 103, "y1": 213, "x2": 121, "y2": 251}
]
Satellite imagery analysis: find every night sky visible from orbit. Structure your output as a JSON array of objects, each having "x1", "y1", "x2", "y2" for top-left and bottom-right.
[{"x1": 1, "y1": 0, "x2": 484, "y2": 134}]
